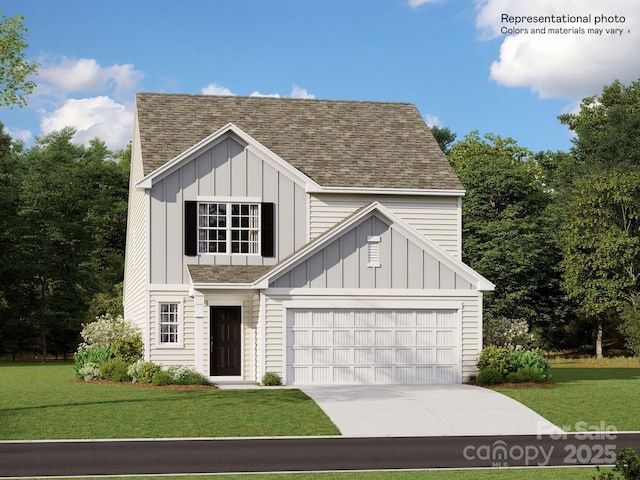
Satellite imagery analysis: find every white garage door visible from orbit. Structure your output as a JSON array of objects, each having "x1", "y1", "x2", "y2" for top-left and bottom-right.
[{"x1": 286, "y1": 309, "x2": 460, "y2": 385}]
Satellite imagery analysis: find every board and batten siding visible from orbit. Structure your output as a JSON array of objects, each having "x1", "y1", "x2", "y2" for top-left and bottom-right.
[
  {"x1": 263, "y1": 293, "x2": 481, "y2": 382},
  {"x1": 309, "y1": 194, "x2": 461, "y2": 258},
  {"x1": 149, "y1": 136, "x2": 308, "y2": 285},
  {"x1": 123, "y1": 118, "x2": 149, "y2": 331},
  {"x1": 270, "y1": 215, "x2": 472, "y2": 290}
]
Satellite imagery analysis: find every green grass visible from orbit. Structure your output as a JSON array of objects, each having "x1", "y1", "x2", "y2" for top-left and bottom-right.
[
  {"x1": 0, "y1": 362, "x2": 339, "y2": 440},
  {"x1": 492, "y1": 363, "x2": 640, "y2": 431},
  {"x1": 12, "y1": 468, "x2": 608, "y2": 480}
]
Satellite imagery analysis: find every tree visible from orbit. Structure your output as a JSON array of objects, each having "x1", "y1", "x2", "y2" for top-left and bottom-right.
[
  {"x1": 559, "y1": 171, "x2": 640, "y2": 358},
  {"x1": 448, "y1": 132, "x2": 563, "y2": 342},
  {"x1": 15, "y1": 129, "x2": 129, "y2": 361},
  {"x1": 430, "y1": 126, "x2": 456, "y2": 155},
  {"x1": 557, "y1": 78, "x2": 640, "y2": 357},
  {"x1": 0, "y1": 11, "x2": 38, "y2": 107},
  {"x1": 559, "y1": 79, "x2": 640, "y2": 173}
]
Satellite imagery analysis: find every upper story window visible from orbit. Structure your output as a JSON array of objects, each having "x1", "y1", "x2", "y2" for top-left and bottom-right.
[
  {"x1": 185, "y1": 200, "x2": 274, "y2": 258},
  {"x1": 198, "y1": 202, "x2": 260, "y2": 254}
]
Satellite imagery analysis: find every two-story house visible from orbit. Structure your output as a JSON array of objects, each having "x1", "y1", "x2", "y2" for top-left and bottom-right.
[{"x1": 123, "y1": 93, "x2": 494, "y2": 385}]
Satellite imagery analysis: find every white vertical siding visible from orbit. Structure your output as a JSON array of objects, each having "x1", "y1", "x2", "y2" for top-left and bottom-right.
[
  {"x1": 269, "y1": 215, "x2": 475, "y2": 290},
  {"x1": 148, "y1": 136, "x2": 309, "y2": 284},
  {"x1": 309, "y1": 194, "x2": 461, "y2": 258}
]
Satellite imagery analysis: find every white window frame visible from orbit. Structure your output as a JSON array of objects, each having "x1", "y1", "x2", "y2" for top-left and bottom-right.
[
  {"x1": 197, "y1": 201, "x2": 261, "y2": 255},
  {"x1": 156, "y1": 299, "x2": 184, "y2": 348}
]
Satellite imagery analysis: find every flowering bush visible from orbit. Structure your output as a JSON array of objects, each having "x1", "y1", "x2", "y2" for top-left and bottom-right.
[
  {"x1": 483, "y1": 316, "x2": 534, "y2": 350},
  {"x1": 78, "y1": 314, "x2": 142, "y2": 356},
  {"x1": 165, "y1": 366, "x2": 210, "y2": 385}
]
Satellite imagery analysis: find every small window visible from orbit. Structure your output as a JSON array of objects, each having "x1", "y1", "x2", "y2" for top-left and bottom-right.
[{"x1": 159, "y1": 302, "x2": 180, "y2": 344}]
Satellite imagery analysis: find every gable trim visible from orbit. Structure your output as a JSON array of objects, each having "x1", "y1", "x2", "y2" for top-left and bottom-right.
[{"x1": 136, "y1": 123, "x2": 321, "y2": 191}]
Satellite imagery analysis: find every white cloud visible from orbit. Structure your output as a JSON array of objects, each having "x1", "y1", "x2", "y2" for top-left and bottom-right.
[
  {"x1": 7, "y1": 128, "x2": 32, "y2": 143},
  {"x1": 38, "y1": 57, "x2": 143, "y2": 98},
  {"x1": 289, "y1": 85, "x2": 316, "y2": 99},
  {"x1": 476, "y1": 0, "x2": 640, "y2": 99},
  {"x1": 249, "y1": 91, "x2": 281, "y2": 98},
  {"x1": 424, "y1": 114, "x2": 441, "y2": 127},
  {"x1": 201, "y1": 83, "x2": 235, "y2": 96},
  {"x1": 408, "y1": 0, "x2": 441, "y2": 7},
  {"x1": 40, "y1": 96, "x2": 133, "y2": 150},
  {"x1": 202, "y1": 83, "x2": 316, "y2": 99}
]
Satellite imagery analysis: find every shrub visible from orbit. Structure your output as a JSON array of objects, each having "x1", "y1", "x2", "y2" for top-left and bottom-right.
[
  {"x1": 112, "y1": 333, "x2": 144, "y2": 363},
  {"x1": 137, "y1": 362, "x2": 162, "y2": 384},
  {"x1": 595, "y1": 447, "x2": 640, "y2": 480},
  {"x1": 511, "y1": 348, "x2": 551, "y2": 381},
  {"x1": 504, "y1": 368, "x2": 547, "y2": 384},
  {"x1": 99, "y1": 358, "x2": 132, "y2": 382},
  {"x1": 476, "y1": 367, "x2": 504, "y2": 386},
  {"x1": 477, "y1": 345, "x2": 516, "y2": 376},
  {"x1": 152, "y1": 371, "x2": 173, "y2": 386},
  {"x1": 78, "y1": 362, "x2": 102, "y2": 381},
  {"x1": 74, "y1": 345, "x2": 114, "y2": 379},
  {"x1": 110, "y1": 364, "x2": 132, "y2": 383},
  {"x1": 483, "y1": 316, "x2": 534, "y2": 349},
  {"x1": 262, "y1": 372, "x2": 283, "y2": 386},
  {"x1": 165, "y1": 366, "x2": 210, "y2": 385},
  {"x1": 128, "y1": 361, "x2": 162, "y2": 384}
]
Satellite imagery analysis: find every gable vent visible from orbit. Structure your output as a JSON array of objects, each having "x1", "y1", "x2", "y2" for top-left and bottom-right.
[{"x1": 367, "y1": 236, "x2": 381, "y2": 268}]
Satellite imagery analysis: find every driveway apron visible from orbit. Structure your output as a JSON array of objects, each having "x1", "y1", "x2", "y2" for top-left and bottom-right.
[{"x1": 301, "y1": 384, "x2": 563, "y2": 437}]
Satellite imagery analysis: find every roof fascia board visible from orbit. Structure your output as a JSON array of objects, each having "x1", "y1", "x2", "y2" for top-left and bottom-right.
[
  {"x1": 307, "y1": 186, "x2": 466, "y2": 197},
  {"x1": 136, "y1": 122, "x2": 321, "y2": 191}
]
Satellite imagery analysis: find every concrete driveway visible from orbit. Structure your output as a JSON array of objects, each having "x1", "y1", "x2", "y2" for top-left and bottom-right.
[{"x1": 301, "y1": 384, "x2": 563, "y2": 437}]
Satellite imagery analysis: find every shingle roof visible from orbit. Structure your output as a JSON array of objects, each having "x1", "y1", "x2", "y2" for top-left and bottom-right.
[
  {"x1": 187, "y1": 265, "x2": 273, "y2": 284},
  {"x1": 135, "y1": 93, "x2": 463, "y2": 190}
]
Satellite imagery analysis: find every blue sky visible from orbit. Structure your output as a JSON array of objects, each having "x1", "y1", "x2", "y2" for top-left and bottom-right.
[{"x1": 1, "y1": 0, "x2": 638, "y2": 154}]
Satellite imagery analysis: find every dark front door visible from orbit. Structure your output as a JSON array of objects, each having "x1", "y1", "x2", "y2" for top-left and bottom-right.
[{"x1": 210, "y1": 306, "x2": 242, "y2": 376}]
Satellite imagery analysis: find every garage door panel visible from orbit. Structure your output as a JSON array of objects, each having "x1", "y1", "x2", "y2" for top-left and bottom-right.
[
  {"x1": 354, "y1": 330, "x2": 372, "y2": 345},
  {"x1": 333, "y1": 348, "x2": 352, "y2": 364},
  {"x1": 333, "y1": 330, "x2": 351, "y2": 345},
  {"x1": 416, "y1": 330, "x2": 434, "y2": 345},
  {"x1": 287, "y1": 309, "x2": 460, "y2": 385},
  {"x1": 354, "y1": 348, "x2": 372, "y2": 364}
]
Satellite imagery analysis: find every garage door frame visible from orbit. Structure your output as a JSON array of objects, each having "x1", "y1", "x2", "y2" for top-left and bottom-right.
[{"x1": 282, "y1": 299, "x2": 463, "y2": 385}]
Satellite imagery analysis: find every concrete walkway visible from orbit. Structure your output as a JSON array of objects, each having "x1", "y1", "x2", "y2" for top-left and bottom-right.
[{"x1": 301, "y1": 384, "x2": 563, "y2": 437}]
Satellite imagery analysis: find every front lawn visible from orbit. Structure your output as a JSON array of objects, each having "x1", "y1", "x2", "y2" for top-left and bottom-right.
[
  {"x1": 10, "y1": 468, "x2": 607, "y2": 480},
  {"x1": 492, "y1": 359, "x2": 640, "y2": 432},
  {"x1": 0, "y1": 362, "x2": 339, "y2": 440}
]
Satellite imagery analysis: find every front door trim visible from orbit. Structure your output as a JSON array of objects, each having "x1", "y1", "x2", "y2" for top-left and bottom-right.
[{"x1": 210, "y1": 304, "x2": 243, "y2": 378}]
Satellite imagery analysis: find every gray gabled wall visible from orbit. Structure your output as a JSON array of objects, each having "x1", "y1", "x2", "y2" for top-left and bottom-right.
[
  {"x1": 270, "y1": 214, "x2": 472, "y2": 290},
  {"x1": 149, "y1": 136, "x2": 308, "y2": 285}
]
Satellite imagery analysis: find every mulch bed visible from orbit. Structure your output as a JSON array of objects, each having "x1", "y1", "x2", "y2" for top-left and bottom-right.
[{"x1": 72, "y1": 379, "x2": 218, "y2": 389}]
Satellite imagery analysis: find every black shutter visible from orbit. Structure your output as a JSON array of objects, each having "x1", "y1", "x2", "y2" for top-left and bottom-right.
[
  {"x1": 261, "y1": 202, "x2": 275, "y2": 258},
  {"x1": 185, "y1": 201, "x2": 198, "y2": 256}
]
